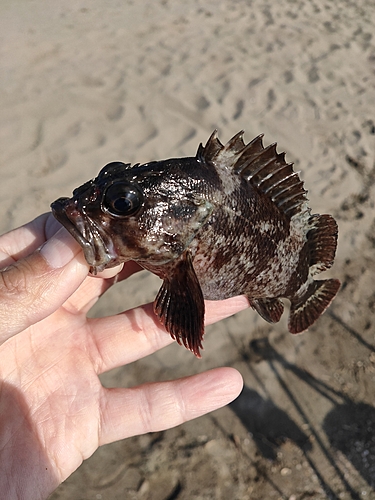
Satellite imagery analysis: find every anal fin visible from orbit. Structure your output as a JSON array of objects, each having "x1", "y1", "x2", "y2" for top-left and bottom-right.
[
  {"x1": 289, "y1": 279, "x2": 340, "y2": 334},
  {"x1": 249, "y1": 297, "x2": 284, "y2": 324},
  {"x1": 154, "y1": 250, "x2": 205, "y2": 357}
]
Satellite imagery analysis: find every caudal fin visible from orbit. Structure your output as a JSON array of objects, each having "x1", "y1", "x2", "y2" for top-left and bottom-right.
[{"x1": 289, "y1": 279, "x2": 340, "y2": 334}]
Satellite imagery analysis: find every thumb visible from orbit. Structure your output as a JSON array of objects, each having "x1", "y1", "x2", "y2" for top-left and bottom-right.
[{"x1": 0, "y1": 228, "x2": 89, "y2": 344}]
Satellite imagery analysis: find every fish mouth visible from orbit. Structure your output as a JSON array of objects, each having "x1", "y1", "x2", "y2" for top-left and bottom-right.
[{"x1": 51, "y1": 197, "x2": 119, "y2": 274}]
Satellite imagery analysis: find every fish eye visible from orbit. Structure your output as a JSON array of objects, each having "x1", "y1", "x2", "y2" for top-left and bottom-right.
[{"x1": 103, "y1": 182, "x2": 143, "y2": 217}]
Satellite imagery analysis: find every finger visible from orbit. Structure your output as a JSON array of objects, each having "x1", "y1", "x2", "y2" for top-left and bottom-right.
[
  {"x1": 90, "y1": 296, "x2": 249, "y2": 373},
  {"x1": 0, "y1": 228, "x2": 89, "y2": 343},
  {"x1": 95, "y1": 263, "x2": 124, "y2": 279},
  {"x1": 99, "y1": 367, "x2": 243, "y2": 445},
  {"x1": 0, "y1": 213, "x2": 54, "y2": 268},
  {"x1": 204, "y1": 296, "x2": 249, "y2": 325},
  {"x1": 94, "y1": 261, "x2": 143, "y2": 280},
  {"x1": 63, "y1": 261, "x2": 144, "y2": 314}
]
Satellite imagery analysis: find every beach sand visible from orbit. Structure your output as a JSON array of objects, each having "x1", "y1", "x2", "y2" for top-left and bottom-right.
[{"x1": 1, "y1": 0, "x2": 375, "y2": 498}]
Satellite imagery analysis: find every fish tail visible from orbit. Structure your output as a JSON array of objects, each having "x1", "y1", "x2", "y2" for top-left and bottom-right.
[
  {"x1": 307, "y1": 214, "x2": 338, "y2": 274},
  {"x1": 289, "y1": 278, "x2": 340, "y2": 333}
]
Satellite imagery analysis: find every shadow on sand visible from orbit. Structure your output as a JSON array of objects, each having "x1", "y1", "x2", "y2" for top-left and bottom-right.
[{"x1": 229, "y1": 336, "x2": 374, "y2": 500}]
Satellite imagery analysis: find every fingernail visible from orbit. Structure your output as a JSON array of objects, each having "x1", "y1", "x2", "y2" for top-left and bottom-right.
[
  {"x1": 95, "y1": 263, "x2": 124, "y2": 279},
  {"x1": 39, "y1": 227, "x2": 82, "y2": 268}
]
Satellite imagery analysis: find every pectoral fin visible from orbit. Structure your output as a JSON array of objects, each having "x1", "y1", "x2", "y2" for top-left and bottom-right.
[{"x1": 154, "y1": 250, "x2": 205, "y2": 357}]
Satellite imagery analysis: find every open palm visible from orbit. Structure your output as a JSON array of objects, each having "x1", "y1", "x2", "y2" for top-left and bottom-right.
[{"x1": 0, "y1": 213, "x2": 247, "y2": 499}]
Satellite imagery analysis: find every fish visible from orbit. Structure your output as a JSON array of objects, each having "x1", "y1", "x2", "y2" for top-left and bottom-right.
[{"x1": 51, "y1": 131, "x2": 340, "y2": 356}]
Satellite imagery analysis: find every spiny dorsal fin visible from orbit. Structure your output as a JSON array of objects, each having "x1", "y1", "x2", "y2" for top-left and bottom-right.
[
  {"x1": 196, "y1": 130, "x2": 224, "y2": 162},
  {"x1": 197, "y1": 131, "x2": 309, "y2": 218}
]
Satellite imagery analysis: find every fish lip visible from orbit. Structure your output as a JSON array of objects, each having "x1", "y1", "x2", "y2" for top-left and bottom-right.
[
  {"x1": 51, "y1": 198, "x2": 91, "y2": 251},
  {"x1": 51, "y1": 197, "x2": 117, "y2": 273}
]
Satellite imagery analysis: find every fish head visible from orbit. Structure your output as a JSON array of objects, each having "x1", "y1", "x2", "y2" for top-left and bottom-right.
[{"x1": 51, "y1": 159, "x2": 213, "y2": 273}]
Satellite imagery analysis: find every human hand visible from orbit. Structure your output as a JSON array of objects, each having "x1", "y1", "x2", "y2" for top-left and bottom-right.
[{"x1": 0, "y1": 213, "x2": 248, "y2": 499}]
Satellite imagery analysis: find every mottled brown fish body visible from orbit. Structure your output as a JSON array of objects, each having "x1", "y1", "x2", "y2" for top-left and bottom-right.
[{"x1": 51, "y1": 131, "x2": 340, "y2": 356}]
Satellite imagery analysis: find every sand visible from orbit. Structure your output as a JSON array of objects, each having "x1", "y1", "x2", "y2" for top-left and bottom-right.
[{"x1": 1, "y1": 0, "x2": 375, "y2": 498}]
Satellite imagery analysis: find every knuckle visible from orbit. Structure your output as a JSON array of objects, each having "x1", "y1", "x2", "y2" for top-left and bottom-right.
[
  {"x1": 138, "y1": 389, "x2": 154, "y2": 431},
  {"x1": 0, "y1": 261, "x2": 32, "y2": 298},
  {"x1": 138, "y1": 385, "x2": 185, "y2": 433}
]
